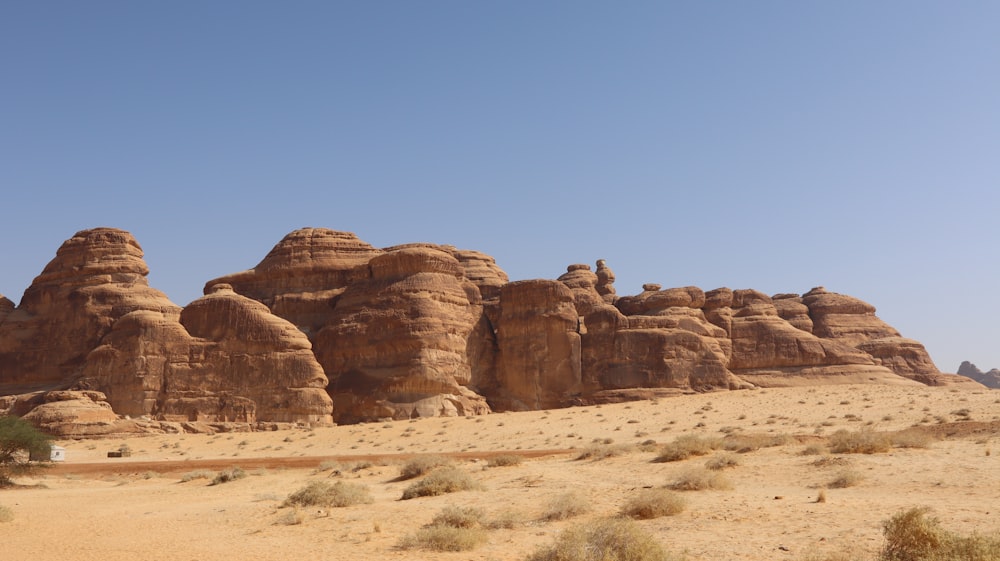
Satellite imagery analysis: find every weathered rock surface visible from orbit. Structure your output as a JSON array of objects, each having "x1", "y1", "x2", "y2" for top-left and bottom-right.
[
  {"x1": 957, "y1": 361, "x2": 1000, "y2": 389},
  {"x1": 0, "y1": 228, "x2": 333, "y2": 434},
  {"x1": 205, "y1": 228, "x2": 383, "y2": 338},
  {"x1": 314, "y1": 247, "x2": 490, "y2": 422},
  {"x1": 1, "y1": 227, "x2": 953, "y2": 431},
  {"x1": 0, "y1": 228, "x2": 182, "y2": 390}
]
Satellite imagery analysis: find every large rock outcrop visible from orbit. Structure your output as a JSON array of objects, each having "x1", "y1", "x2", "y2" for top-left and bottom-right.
[
  {"x1": 314, "y1": 247, "x2": 490, "y2": 422},
  {"x1": 0, "y1": 228, "x2": 333, "y2": 433},
  {"x1": 1, "y1": 226, "x2": 954, "y2": 432},
  {"x1": 0, "y1": 228, "x2": 181, "y2": 390},
  {"x1": 957, "y1": 361, "x2": 1000, "y2": 388}
]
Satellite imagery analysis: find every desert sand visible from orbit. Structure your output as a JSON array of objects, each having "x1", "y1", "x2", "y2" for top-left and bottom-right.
[{"x1": 2, "y1": 384, "x2": 999, "y2": 560}]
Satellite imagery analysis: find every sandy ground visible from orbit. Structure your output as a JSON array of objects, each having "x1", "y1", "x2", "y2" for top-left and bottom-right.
[{"x1": 2, "y1": 384, "x2": 999, "y2": 560}]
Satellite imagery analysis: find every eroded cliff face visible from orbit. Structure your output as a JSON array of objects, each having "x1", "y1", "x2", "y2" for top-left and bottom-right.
[
  {"x1": 0, "y1": 228, "x2": 333, "y2": 434},
  {"x1": 0, "y1": 226, "x2": 951, "y2": 434}
]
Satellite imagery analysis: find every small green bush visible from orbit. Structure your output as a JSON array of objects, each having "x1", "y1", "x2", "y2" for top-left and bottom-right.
[
  {"x1": 400, "y1": 466, "x2": 481, "y2": 500},
  {"x1": 209, "y1": 467, "x2": 247, "y2": 486},
  {"x1": 541, "y1": 491, "x2": 591, "y2": 521},
  {"x1": 621, "y1": 488, "x2": 687, "y2": 519},
  {"x1": 527, "y1": 517, "x2": 677, "y2": 561},
  {"x1": 283, "y1": 480, "x2": 373, "y2": 508}
]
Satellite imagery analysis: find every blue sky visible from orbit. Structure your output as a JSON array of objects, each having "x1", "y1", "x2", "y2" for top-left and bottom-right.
[{"x1": 2, "y1": 2, "x2": 998, "y2": 374}]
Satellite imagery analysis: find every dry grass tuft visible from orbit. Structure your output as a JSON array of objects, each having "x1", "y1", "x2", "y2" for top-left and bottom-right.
[
  {"x1": 889, "y1": 429, "x2": 935, "y2": 449},
  {"x1": 209, "y1": 467, "x2": 247, "y2": 486},
  {"x1": 666, "y1": 467, "x2": 732, "y2": 491},
  {"x1": 827, "y1": 469, "x2": 864, "y2": 489},
  {"x1": 654, "y1": 434, "x2": 723, "y2": 462},
  {"x1": 722, "y1": 433, "x2": 792, "y2": 453},
  {"x1": 0, "y1": 504, "x2": 13, "y2": 523},
  {"x1": 576, "y1": 443, "x2": 635, "y2": 461},
  {"x1": 398, "y1": 505, "x2": 489, "y2": 551},
  {"x1": 274, "y1": 508, "x2": 305, "y2": 526},
  {"x1": 879, "y1": 506, "x2": 1000, "y2": 561},
  {"x1": 486, "y1": 454, "x2": 523, "y2": 467},
  {"x1": 828, "y1": 429, "x2": 891, "y2": 454},
  {"x1": 179, "y1": 470, "x2": 214, "y2": 482},
  {"x1": 621, "y1": 488, "x2": 687, "y2": 519},
  {"x1": 399, "y1": 455, "x2": 453, "y2": 480},
  {"x1": 282, "y1": 480, "x2": 373, "y2": 508},
  {"x1": 400, "y1": 466, "x2": 482, "y2": 500},
  {"x1": 527, "y1": 517, "x2": 678, "y2": 561},
  {"x1": 705, "y1": 452, "x2": 741, "y2": 470},
  {"x1": 541, "y1": 491, "x2": 591, "y2": 521}
]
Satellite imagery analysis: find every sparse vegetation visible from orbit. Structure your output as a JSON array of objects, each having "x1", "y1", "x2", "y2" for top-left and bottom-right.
[
  {"x1": 275, "y1": 508, "x2": 304, "y2": 526},
  {"x1": 209, "y1": 467, "x2": 247, "y2": 486},
  {"x1": 399, "y1": 455, "x2": 452, "y2": 480},
  {"x1": 398, "y1": 505, "x2": 488, "y2": 551},
  {"x1": 666, "y1": 467, "x2": 732, "y2": 491},
  {"x1": 179, "y1": 470, "x2": 214, "y2": 482},
  {"x1": 827, "y1": 469, "x2": 864, "y2": 489},
  {"x1": 0, "y1": 504, "x2": 13, "y2": 523},
  {"x1": 400, "y1": 466, "x2": 481, "y2": 500},
  {"x1": 880, "y1": 507, "x2": 1000, "y2": 561},
  {"x1": 722, "y1": 432, "x2": 791, "y2": 453},
  {"x1": 828, "y1": 429, "x2": 891, "y2": 454},
  {"x1": 527, "y1": 517, "x2": 677, "y2": 561},
  {"x1": 576, "y1": 443, "x2": 634, "y2": 460},
  {"x1": 654, "y1": 434, "x2": 722, "y2": 462},
  {"x1": 541, "y1": 491, "x2": 591, "y2": 521},
  {"x1": 705, "y1": 452, "x2": 741, "y2": 470},
  {"x1": 283, "y1": 480, "x2": 373, "y2": 508},
  {"x1": 889, "y1": 429, "x2": 934, "y2": 449},
  {"x1": 621, "y1": 488, "x2": 687, "y2": 519},
  {"x1": 486, "y1": 454, "x2": 523, "y2": 467}
]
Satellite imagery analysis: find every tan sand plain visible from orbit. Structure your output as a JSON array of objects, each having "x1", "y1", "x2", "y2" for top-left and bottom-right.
[{"x1": 2, "y1": 384, "x2": 999, "y2": 561}]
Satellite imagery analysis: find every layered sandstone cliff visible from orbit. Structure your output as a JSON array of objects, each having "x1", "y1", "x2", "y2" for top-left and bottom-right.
[{"x1": 0, "y1": 226, "x2": 952, "y2": 433}]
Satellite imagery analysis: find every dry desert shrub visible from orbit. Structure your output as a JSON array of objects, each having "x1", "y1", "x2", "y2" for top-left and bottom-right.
[
  {"x1": 282, "y1": 480, "x2": 373, "y2": 508},
  {"x1": 810, "y1": 455, "x2": 853, "y2": 468},
  {"x1": 485, "y1": 509, "x2": 522, "y2": 529},
  {"x1": 275, "y1": 508, "x2": 305, "y2": 526},
  {"x1": 621, "y1": 488, "x2": 687, "y2": 519},
  {"x1": 527, "y1": 517, "x2": 678, "y2": 561},
  {"x1": 722, "y1": 432, "x2": 792, "y2": 453},
  {"x1": 398, "y1": 505, "x2": 488, "y2": 551},
  {"x1": 0, "y1": 504, "x2": 13, "y2": 523},
  {"x1": 666, "y1": 467, "x2": 732, "y2": 491},
  {"x1": 801, "y1": 443, "x2": 829, "y2": 456},
  {"x1": 541, "y1": 491, "x2": 591, "y2": 521},
  {"x1": 400, "y1": 466, "x2": 481, "y2": 500},
  {"x1": 705, "y1": 452, "x2": 741, "y2": 470},
  {"x1": 827, "y1": 469, "x2": 864, "y2": 489},
  {"x1": 576, "y1": 443, "x2": 635, "y2": 460},
  {"x1": 486, "y1": 454, "x2": 523, "y2": 467},
  {"x1": 879, "y1": 507, "x2": 1000, "y2": 561},
  {"x1": 654, "y1": 434, "x2": 722, "y2": 462},
  {"x1": 888, "y1": 429, "x2": 934, "y2": 449},
  {"x1": 209, "y1": 467, "x2": 246, "y2": 486},
  {"x1": 828, "y1": 429, "x2": 891, "y2": 454},
  {"x1": 179, "y1": 469, "x2": 214, "y2": 482},
  {"x1": 398, "y1": 524, "x2": 488, "y2": 551},
  {"x1": 399, "y1": 454, "x2": 453, "y2": 480}
]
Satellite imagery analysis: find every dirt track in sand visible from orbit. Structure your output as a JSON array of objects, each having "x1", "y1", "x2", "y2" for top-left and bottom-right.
[{"x1": 46, "y1": 448, "x2": 575, "y2": 476}]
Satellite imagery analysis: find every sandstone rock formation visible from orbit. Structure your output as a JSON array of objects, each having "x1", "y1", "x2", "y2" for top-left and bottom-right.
[
  {"x1": 957, "y1": 361, "x2": 1000, "y2": 389},
  {"x1": 314, "y1": 247, "x2": 490, "y2": 422},
  {"x1": 0, "y1": 226, "x2": 953, "y2": 433},
  {"x1": 0, "y1": 228, "x2": 333, "y2": 434}
]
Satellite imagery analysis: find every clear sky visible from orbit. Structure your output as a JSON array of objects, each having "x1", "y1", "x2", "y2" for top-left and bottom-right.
[{"x1": 2, "y1": 2, "x2": 998, "y2": 374}]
